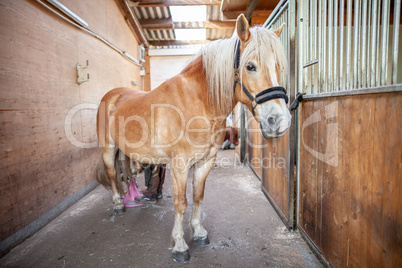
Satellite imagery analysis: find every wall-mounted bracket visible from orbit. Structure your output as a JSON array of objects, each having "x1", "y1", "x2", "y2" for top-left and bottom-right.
[{"x1": 77, "y1": 60, "x2": 90, "y2": 84}]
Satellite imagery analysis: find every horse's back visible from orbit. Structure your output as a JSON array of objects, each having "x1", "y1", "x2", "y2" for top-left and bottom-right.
[{"x1": 100, "y1": 87, "x2": 147, "y2": 106}]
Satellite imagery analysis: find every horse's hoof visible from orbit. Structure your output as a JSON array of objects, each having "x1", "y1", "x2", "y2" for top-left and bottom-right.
[
  {"x1": 172, "y1": 250, "x2": 190, "y2": 263},
  {"x1": 113, "y1": 206, "x2": 125, "y2": 214},
  {"x1": 194, "y1": 236, "x2": 210, "y2": 246}
]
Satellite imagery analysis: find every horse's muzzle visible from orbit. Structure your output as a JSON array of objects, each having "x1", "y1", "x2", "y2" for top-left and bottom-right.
[{"x1": 259, "y1": 115, "x2": 291, "y2": 139}]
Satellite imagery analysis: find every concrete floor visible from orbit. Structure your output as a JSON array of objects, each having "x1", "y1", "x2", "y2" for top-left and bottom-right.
[{"x1": 0, "y1": 150, "x2": 323, "y2": 268}]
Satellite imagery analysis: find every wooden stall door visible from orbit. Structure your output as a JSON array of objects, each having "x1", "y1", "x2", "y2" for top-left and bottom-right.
[
  {"x1": 244, "y1": 104, "x2": 293, "y2": 228},
  {"x1": 261, "y1": 131, "x2": 292, "y2": 228},
  {"x1": 245, "y1": 110, "x2": 262, "y2": 179},
  {"x1": 298, "y1": 92, "x2": 402, "y2": 268}
]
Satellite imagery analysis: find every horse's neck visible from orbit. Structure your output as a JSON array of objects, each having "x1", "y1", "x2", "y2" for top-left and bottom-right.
[{"x1": 180, "y1": 56, "x2": 235, "y2": 121}]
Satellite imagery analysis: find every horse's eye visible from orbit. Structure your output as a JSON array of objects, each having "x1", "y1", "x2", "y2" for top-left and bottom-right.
[{"x1": 246, "y1": 63, "x2": 256, "y2": 72}]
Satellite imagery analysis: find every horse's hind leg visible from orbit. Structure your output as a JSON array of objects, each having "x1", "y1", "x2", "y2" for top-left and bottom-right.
[
  {"x1": 191, "y1": 156, "x2": 215, "y2": 246},
  {"x1": 169, "y1": 158, "x2": 190, "y2": 262},
  {"x1": 102, "y1": 147, "x2": 124, "y2": 214}
]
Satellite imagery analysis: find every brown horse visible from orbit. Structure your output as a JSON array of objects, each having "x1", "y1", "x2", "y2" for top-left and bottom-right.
[
  {"x1": 225, "y1": 126, "x2": 239, "y2": 146},
  {"x1": 96, "y1": 14, "x2": 291, "y2": 262}
]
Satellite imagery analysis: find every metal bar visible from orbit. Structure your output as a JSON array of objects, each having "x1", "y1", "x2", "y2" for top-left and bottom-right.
[
  {"x1": 46, "y1": 0, "x2": 89, "y2": 28},
  {"x1": 304, "y1": 60, "x2": 319, "y2": 68},
  {"x1": 391, "y1": 0, "x2": 401, "y2": 84},
  {"x1": 361, "y1": 0, "x2": 368, "y2": 88},
  {"x1": 339, "y1": 0, "x2": 345, "y2": 90},
  {"x1": 333, "y1": 0, "x2": 339, "y2": 91},
  {"x1": 298, "y1": 0, "x2": 305, "y2": 94},
  {"x1": 380, "y1": 0, "x2": 390, "y2": 85},
  {"x1": 318, "y1": 0, "x2": 323, "y2": 92},
  {"x1": 302, "y1": 84, "x2": 402, "y2": 99},
  {"x1": 346, "y1": 0, "x2": 353, "y2": 89},
  {"x1": 303, "y1": 0, "x2": 309, "y2": 94},
  {"x1": 353, "y1": 0, "x2": 361, "y2": 89},
  {"x1": 308, "y1": 0, "x2": 313, "y2": 94},
  {"x1": 240, "y1": 105, "x2": 246, "y2": 163},
  {"x1": 286, "y1": 9, "x2": 289, "y2": 89},
  {"x1": 370, "y1": 0, "x2": 378, "y2": 86},
  {"x1": 375, "y1": 0, "x2": 381, "y2": 85},
  {"x1": 264, "y1": 0, "x2": 288, "y2": 27},
  {"x1": 366, "y1": 0, "x2": 372, "y2": 86},
  {"x1": 288, "y1": 0, "x2": 297, "y2": 229},
  {"x1": 322, "y1": 0, "x2": 327, "y2": 92},
  {"x1": 328, "y1": 0, "x2": 334, "y2": 92}
]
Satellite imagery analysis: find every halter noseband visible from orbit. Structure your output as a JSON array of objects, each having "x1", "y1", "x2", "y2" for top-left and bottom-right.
[{"x1": 233, "y1": 39, "x2": 289, "y2": 116}]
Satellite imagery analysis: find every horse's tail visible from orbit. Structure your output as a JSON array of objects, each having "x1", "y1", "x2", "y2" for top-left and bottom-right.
[{"x1": 96, "y1": 150, "x2": 134, "y2": 195}]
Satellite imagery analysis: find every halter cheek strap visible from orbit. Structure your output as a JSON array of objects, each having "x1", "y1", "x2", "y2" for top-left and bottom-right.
[{"x1": 233, "y1": 39, "x2": 289, "y2": 116}]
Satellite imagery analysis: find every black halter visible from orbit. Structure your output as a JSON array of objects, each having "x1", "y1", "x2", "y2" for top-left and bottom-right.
[{"x1": 233, "y1": 39, "x2": 289, "y2": 115}]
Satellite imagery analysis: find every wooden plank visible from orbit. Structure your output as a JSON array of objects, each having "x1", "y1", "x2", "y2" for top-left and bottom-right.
[
  {"x1": 222, "y1": 10, "x2": 272, "y2": 20},
  {"x1": 221, "y1": 0, "x2": 277, "y2": 12},
  {"x1": 144, "y1": 50, "x2": 151, "y2": 91},
  {"x1": 251, "y1": 16, "x2": 271, "y2": 26},
  {"x1": 248, "y1": 117, "x2": 261, "y2": 178},
  {"x1": 139, "y1": 19, "x2": 174, "y2": 29},
  {"x1": 315, "y1": 99, "x2": 325, "y2": 251},
  {"x1": 298, "y1": 92, "x2": 402, "y2": 267},
  {"x1": 321, "y1": 97, "x2": 344, "y2": 266},
  {"x1": 368, "y1": 94, "x2": 388, "y2": 267},
  {"x1": 0, "y1": 0, "x2": 142, "y2": 246},
  {"x1": 261, "y1": 120, "x2": 289, "y2": 221},
  {"x1": 299, "y1": 100, "x2": 319, "y2": 243},
  {"x1": 382, "y1": 93, "x2": 401, "y2": 267},
  {"x1": 345, "y1": 95, "x2": 366, "y2": 267}
]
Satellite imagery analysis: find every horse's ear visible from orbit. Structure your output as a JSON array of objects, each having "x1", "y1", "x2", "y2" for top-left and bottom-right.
[
  {"x1": 236, "y1": 14, "x2": 250, "y2": 42},
  {"x1": 273, "y1": 23, "x2": 286, "y2": 37}
]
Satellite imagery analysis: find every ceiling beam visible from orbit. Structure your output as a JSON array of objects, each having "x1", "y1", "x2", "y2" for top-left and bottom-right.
[
  {"x1": 244, "y1": 0, "x2": 259, "y2": 21},
  {"x1": 140, "y1": 20, "x2": 236, "y2": 30},
  {"x1": 139, "y1": 19, "x2": 174, "y2": 29},
  {"x1": 129, "y1": 0, "x2": 221, "y2": 7},
  {"x1": 222, "y1": 9, "x2": 272, "y2": 20},
  {"x1": 116, "y1": 0, "x2": 149, "y2": 48}
]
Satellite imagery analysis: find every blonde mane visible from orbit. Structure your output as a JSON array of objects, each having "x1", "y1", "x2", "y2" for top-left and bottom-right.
[{"x1": 200, "y1": 26, "x2": 287, "y2": 113}]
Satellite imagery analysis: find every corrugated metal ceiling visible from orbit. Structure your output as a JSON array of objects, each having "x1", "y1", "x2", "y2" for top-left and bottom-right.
[{"x1": 132, "y1": 5, "x2": 234, "y2": 47}]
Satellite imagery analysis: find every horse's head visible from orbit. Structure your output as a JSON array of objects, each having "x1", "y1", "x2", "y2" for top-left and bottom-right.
[
  {"x1": 229, "y1": 127, "x2": 239, "y2": 146},
  {"x1": 233, "y1": 14, "x2": 291, "y2": 139}
]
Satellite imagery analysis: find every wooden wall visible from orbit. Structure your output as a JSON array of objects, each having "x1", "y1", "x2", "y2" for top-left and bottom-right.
[
  {"x1": 0, "y1": 0, "x2": 141, "y2": 250},
  {"x1": 261, "y1": 131, "x2": 290, "y2": 223},
  {"x1": 246, "y1": 110, "x2": 262, "y2": 178},
  {"x1": 298, "y1": 92, "x2": 402, "y2": 268}
]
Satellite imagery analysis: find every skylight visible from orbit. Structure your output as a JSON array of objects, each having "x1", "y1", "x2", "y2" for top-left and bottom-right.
[
  {"x1": 170, "y1": 6, "x2": 207, "y2": 22},
  {"x1": 170, "y1": 6, "x2": 207, "y2": 41},
  {"x1": 175, "y1": 29, "x2": 206, "y2": 41}
]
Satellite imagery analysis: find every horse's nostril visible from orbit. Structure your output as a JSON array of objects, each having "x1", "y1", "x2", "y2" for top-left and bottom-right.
[{"x1": 267, "y1": 116, "x2": 277, "y2": 126}]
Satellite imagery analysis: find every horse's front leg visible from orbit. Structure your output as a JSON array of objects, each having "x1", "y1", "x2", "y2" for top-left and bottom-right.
[
  {"x1": 191, "y1": 156, "x2": 216, "y2": 246},
  {"x1": 169, "y1": 159, "x2": 190, "y2": 262}
]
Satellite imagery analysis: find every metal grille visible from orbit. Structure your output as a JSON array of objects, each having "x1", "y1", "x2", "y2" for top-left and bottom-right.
[
  {"x1": 264, "y1": 1, "x2": 290, "y2": 92},
  {"x1": 265, "y1": 0, "x2": 401, "y2": 95}
]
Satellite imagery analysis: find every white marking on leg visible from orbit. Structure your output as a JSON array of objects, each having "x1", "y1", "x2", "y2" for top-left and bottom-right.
[
  {"x1": 112, "y1": 192, "x2": 122, "y2": 207},
  {"x1": 171, "y1": 213, "x2": 189, "y2": 253},
  {"x1": 191, "y1": 203, "x2": 208, "y2": 239}
]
